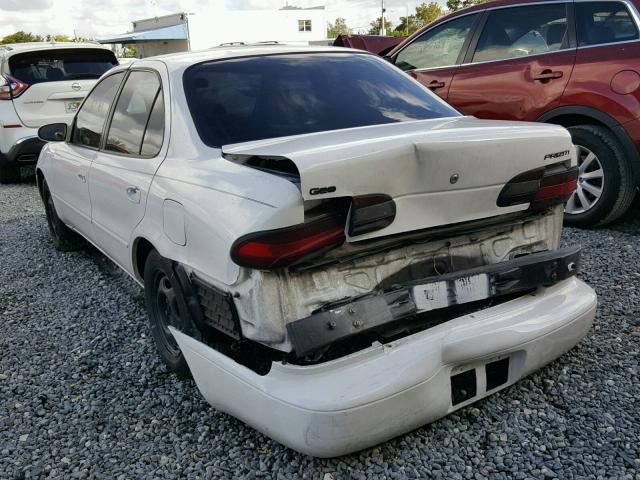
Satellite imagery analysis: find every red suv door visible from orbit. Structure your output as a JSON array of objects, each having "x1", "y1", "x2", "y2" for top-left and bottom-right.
[
  {"x1": 393, "y1": 12, "x2": 482, "y2": 100},
  {"x1": 447, "y1": 2, "x2": 576, "y2": 121}
]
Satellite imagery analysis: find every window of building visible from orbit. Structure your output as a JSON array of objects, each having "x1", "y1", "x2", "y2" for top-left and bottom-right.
[{"x1": 298, "y1": 19, "x2": 312, "y2": 32}]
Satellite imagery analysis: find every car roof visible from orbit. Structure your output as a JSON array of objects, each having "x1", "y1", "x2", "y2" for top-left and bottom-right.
[
  {"x1": 0, "y1": 42, "x2": 112, "y2": 57},
  {"x1": 143, "y1": 44, "x2": 366, "y2": 70}
]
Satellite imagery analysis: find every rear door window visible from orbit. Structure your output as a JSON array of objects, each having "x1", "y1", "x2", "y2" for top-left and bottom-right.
[
  {"x1": 71, "y1": 72, "x2": 124, "y2": 149},
  {"x1": 395, "y1": 14, "x2": 480, "y2": 71},
  {"x1": 473, "y1": 4, "x2": 570, "y2": 63},
  {"x1": 105, "y1": 71, "x2": 162, "y2": 156},
  {"x1": 576, "y1": 1, "x2": 639, "y2": 46},
  {"x1": 9, "y1": 49, "x2": 117, "y2": 84}
]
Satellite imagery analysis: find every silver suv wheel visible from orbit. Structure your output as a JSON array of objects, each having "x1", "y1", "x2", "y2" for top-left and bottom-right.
[{"x1": 565, "y1": 145, "x2": 604, "y2": 215}]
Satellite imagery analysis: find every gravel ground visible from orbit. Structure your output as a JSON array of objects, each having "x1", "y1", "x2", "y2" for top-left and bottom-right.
[{"x1": 1, "y1": 180, "x2": 639, "y2": 480}]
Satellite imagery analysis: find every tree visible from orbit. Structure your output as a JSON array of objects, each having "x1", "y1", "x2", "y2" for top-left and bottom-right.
[
  {"x1": 446, "y1": 0, "x2": 490, "y2": 11},
  {"x1": 416, "y1": 2, "x2": 444, "y2": 25},
  {"x1": 394, "y1": 2, "x2": 443, "y2": 36},
  {"x1": 1, "y1": 31, "x2": 44, "y2": 44},
  {"x1": 327, "y1": 17, "x2": 350, "y2": 38},
  {"x1": 122, "y1": 44, "x2": 137, "y2": 58},
  {"x1": 394, "y1": 15, "x2": 419, "y2": 35},
  {"x1": 44, "y1": 34, "x2": 72, "y2": 42},
  {"x1": 368, "y1": 17, "x2": 393, "y2": 35}
]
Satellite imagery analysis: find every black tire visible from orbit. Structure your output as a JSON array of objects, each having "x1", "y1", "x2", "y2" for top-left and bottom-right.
[
  {"x1": 41, "y1": 179, "x2": 85, "y2": 251},
  {"x1": 144, "y1": 250, "x2": 196, "y2": 377},
  {"x1": 564, "y1": 125, "x2": 636, "y2": 228},
  {"x1": 0, "y1": 164, "x2": 20, "y2": 184}
]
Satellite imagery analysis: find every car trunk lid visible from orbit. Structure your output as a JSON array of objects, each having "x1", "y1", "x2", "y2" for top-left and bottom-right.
[{"x1": 223, "y1": 116, "x2": 575, "y2": 241}]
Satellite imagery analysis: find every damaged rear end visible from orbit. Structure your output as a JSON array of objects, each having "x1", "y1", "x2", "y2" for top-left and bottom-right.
[{"x1": 219, "y1": 118, "x2": 581, "y2": 359}]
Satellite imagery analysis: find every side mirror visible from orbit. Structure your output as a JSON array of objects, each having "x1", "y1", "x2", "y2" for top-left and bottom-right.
[{"x1": 38, "y1": 123, "x2": 67, "y2": 142}]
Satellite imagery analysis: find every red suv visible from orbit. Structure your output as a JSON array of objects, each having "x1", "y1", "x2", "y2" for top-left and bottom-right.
[{"x1": 388, "y1": 0, "x2": 640, "y2": 227}]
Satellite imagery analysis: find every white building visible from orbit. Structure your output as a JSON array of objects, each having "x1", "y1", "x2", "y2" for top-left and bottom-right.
[{"x1": 99, "y1": 6, "x2": 328, "y2": 58}]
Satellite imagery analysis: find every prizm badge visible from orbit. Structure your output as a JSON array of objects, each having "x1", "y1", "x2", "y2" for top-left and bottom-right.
[{"x1": 544, "y1": 150, "x2": 571, "y2": 160}]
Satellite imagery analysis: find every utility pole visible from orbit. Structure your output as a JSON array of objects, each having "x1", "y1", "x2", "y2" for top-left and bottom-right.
[
  {"x1": 381, "y1": 0, "x2": 386, "y2": 35},
  {"x1": 406, "y1": 4, "x2": 409, "y2": 35}
]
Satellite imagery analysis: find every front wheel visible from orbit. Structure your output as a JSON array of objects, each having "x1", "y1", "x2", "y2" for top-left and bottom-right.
[
  {"x1": 42, "y1": 179, "x2": 85, "y2": 251},
  {"x1": 564, "y1": 125, "x2": 636, "y2": 228},
  {"x1": 144, "y1": 250, "x2": 195, "y2": 377}
]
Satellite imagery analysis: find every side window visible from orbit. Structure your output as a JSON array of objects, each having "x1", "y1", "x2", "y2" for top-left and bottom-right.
[
  {"x1": 105, "y1": 70, "x2": 162, "y2": 156},
  {"x1": 71, "y1": 72, "x2": 124, "y2": 149},
  {"x1": 473, "y1": 4, "x2": 569, "y2": 63},
  {"x1": 395, "y1": 14, "x2": 479, "y2": 71},
  {"x1": 576, "y1": 1, "x2": 639, "y2": 47},
  {"x1": 140, "y1": 92, "x2": 164, "y2": 157}
]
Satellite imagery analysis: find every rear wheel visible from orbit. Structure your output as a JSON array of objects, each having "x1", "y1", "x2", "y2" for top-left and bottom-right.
[
  {"x1": 564, "y1": 125, "x2": 636, "y2": 228},
  {"x1": 144, "y1": 250, "x2": 194, "y2": 377},
  {"x1": 42, "y1": 179, "x2": 85, "y2": 251},
  {"x1": 0, "y1": 164, "x2": 20, "y2": 184}
]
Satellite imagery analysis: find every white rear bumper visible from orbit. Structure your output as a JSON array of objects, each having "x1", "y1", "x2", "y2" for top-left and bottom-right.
[{"x1": 172, "y1": 277, "x2": 596, "y2": 457}]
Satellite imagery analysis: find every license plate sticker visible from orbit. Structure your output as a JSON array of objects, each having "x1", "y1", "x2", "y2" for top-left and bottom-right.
[
  {"x1": 412, "y1": 273, "x2": 490, "y2": 312},
  {"x1": 65, "y1": 100, "x2": 82, "y2": 113}
]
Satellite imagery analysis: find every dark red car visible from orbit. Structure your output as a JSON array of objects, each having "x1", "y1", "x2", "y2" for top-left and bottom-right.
[{"x1": 387, "y1": 0, "x2": 640, "y2": 227}]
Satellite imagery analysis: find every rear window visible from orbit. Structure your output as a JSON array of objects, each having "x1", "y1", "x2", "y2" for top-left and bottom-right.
[
  {"x1": 9, "y1": 49, "x2": 118, "y2": 84},
  {"x1": 183, "y1": 53, "x2": 459, "y2": 148}
]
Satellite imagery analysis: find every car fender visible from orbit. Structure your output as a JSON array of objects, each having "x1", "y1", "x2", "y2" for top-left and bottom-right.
[{"x1": 131, "y1": 157, "x2": 303, "y2": 288}]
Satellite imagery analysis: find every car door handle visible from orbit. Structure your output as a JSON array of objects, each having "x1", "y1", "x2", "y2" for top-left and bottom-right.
[
  {"x1": 77, "y1": 173, "x2": 86, "y2": 183},
  {"x1": 428, "y1": 80, "x2": 446, "y2": 90},
  {"x1": 533, "y1": 70, "x2": 564, "y2": 82},
  {"x1": 126, "y1": 186, "x2": 141, "y2": 204}
]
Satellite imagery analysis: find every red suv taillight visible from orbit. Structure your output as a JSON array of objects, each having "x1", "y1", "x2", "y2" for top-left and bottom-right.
[
  {"x1": 0, "y1": 75, "x2": 29, "y2": 100},
  {"x1": 497, "y1": 162, "x2": 578, "y2": 208},
  {"x1": 231, "y1": 214, "x2": 346, "y2": 269}
]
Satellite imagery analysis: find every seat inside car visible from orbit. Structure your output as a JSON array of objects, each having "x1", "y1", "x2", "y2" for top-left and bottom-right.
[
  {"x1": 546, "y1": 23, "x2": 568, "y2": 49},
  {"x1": 45, "y1": 67, "x2": 64, "y2": 81}
]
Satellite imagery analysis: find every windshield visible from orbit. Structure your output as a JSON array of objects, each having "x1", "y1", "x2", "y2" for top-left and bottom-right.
[
  {"x1": 183, "y1": 53, "x2": 460, "y2": 147},
  {"x1": 9, "y1": 49, "x2": 118, "y2": 84}
]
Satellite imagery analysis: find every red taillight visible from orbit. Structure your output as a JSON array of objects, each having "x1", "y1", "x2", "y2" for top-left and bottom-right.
[
  {"x1": 0, "y1": 75, "x2": 29, "y2": 100},
  {"x1": 532, "y1": 167, "x2": 578, "y2": 204},
  {"x1": 231, "y1": 214, "x2": 346, "y2": 269},
  {"x1": 497, "y1": 163, "x2": 578, "y2": 208}
]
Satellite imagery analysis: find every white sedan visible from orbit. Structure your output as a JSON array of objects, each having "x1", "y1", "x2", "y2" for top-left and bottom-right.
[{"x1": 36, "y1": 45, "x2": 597, "y2": 457}]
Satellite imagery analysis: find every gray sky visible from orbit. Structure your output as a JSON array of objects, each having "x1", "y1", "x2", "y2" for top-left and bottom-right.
[{"x1": 0, "y1": 0, "x2": 447, "y2": 38}]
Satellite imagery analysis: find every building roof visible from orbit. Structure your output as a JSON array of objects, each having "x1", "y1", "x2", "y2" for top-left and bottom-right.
[{"x1": 98, "y1": 23, "x2": 189, "y2": 44}]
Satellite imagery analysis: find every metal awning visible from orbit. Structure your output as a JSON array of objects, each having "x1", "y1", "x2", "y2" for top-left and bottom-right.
[{"x1": 98, "y1": 24, "x2": 188, "y2": 44}]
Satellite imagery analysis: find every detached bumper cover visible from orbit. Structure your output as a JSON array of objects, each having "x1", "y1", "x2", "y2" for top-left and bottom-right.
[
  {"x1": 172, "y1": 276, "x2": 596, "y2": 457},
  {"x1": 287, "y1": 246, "x2": 581, "y2": 357}
]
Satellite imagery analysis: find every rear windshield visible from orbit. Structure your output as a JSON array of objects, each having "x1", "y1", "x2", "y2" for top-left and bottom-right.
[
  {"x1": 183, "y1": 53, "x2": 459, "y2": 147},
  {"x1": 9, "y1": 49, "x2": 118, "y2": 84}
]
